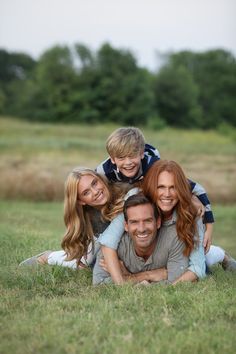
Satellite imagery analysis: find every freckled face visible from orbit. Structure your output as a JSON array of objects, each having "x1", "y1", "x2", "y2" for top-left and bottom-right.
[
  {"x1": 77, "y1": 175, "x2": 109, "y2": 207},
  {"x1": 156, "y1": 171, "x2": 179, "y2": 219},
  {"x1": 111, "y1": 152, "x2": 144, "y2": 178}
]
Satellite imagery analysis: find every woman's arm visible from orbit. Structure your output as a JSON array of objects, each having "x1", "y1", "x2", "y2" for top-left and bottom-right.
[
  {"x1": 97, "y1": 187, "x2": 140, "y2": 284},
  {"x1": 100, "y1": 246, "x2": 124, "y2": 284}
]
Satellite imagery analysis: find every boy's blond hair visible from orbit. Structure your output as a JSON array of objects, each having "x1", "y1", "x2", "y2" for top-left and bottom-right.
[{"x1": 106, "y1": 127, "x2": 145, "y2": 158}]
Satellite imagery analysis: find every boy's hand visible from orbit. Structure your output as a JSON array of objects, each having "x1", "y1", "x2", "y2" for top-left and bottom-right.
[
  {"x1": 203, "y1": 223, "x2": 213, "y2": 254},
  {"x1": 191, "y1": 195, "x2": 205, "y2": 217}
]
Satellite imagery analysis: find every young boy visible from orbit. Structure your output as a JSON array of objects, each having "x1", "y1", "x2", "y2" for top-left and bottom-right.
[
  {"x1": 96, "y1": 127, "x2": 214, "y2": 251},
  {"x1": 96, "y1": 127, "x2": 160, "y2": 184}
]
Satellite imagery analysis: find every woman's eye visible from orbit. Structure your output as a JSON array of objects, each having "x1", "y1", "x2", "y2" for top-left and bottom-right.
[{"x1": 92, "y1": 179, "x2": 98, "y2": 186}]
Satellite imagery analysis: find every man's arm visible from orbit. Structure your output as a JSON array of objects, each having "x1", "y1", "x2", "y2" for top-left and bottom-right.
[
  {"x1": 124, "y1": 268, "x2": 167, "y2": 284},
  {"x1": 172, "y1": 270, "x2": 197, "y2": 284},
  {"x1": 97, "y1": 250, "x2": 167, "y2": 285}
]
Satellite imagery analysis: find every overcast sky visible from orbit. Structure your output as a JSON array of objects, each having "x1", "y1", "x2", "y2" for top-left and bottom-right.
[{"x1": 1, "y1": 0, "x2": 235, "y2": 70}]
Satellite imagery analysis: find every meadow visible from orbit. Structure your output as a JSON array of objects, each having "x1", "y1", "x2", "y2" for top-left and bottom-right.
[{"x1": 0, "y1": 116, "x2": 236, "y2": 354}]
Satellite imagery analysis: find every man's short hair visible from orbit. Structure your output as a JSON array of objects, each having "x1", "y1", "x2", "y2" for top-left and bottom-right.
[
  {"x1": 106, "y1": 127, "x2": 145, "y2": 159},
  {"x1": 123, "y1": 193, "x2": 159, "y2": 221}
]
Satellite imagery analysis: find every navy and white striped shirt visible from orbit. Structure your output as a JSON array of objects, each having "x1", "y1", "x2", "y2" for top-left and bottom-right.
[{"x1": 96, "y1": 143, "x2": 214, "y2": 223}]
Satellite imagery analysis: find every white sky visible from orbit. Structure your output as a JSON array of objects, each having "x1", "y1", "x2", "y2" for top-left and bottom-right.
[{"x1": 0, "y1": 0, "x2": 235, "y2": 70}]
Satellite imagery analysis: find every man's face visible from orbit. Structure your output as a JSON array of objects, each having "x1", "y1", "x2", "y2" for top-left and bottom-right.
[
  {"x1": 124, "y1": 203, "x2": 158, "y2": 254},
  {"x1": 156, "y1": 171, "x2": 179, "y2": 219},
  {"x1": 111, "y1": 151, "x2": 144, "y2": 178}
]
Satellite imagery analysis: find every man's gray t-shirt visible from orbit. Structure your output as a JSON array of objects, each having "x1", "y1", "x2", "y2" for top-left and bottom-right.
[{"x1": 93, "y1": 219, "x2": 189, "y2": 285}]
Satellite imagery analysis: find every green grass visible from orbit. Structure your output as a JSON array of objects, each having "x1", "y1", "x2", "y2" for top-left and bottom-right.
[
  {"x1": 0, "y1": 116, "x2": 236, "y2": 202},
  {"x1": 0, "y1": 117, "x2": 236, "y2": 353},
  {"x1": 0, "y1": 201, "x2": 236, "y2": 354}
]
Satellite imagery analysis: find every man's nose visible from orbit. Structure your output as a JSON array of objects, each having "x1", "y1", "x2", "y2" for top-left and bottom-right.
[{"x1": 137, "y1": 222, "x2": 146, "y2": 233}]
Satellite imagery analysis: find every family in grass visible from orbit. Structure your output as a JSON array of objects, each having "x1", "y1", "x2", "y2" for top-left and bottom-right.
[{"x1": 20, "y1": 127, "x2": 236, "y2": 284}]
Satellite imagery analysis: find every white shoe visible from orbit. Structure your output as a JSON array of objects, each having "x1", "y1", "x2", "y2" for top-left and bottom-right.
[{"x1": 19, "y1": 250, "x2": 52, "y2": 266}]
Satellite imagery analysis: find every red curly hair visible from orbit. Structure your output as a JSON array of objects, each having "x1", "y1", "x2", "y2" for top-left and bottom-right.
[{"x1": 142, "y1": 160, "x2": 197, "y2": 256}]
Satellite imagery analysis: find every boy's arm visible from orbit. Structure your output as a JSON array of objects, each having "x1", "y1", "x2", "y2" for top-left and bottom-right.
[
  {"x1": 188, "y1": 179, "x2": 214, "y2": 252},
  {"x1": 203, "y1": 223, "x2": 213, "y2": 254},
  {"x1": 188, "y1": 179, "x2": 214, "y2": 224},
  {"x1": 190, "y1": 195, "x2": 213, "y2": 253}
]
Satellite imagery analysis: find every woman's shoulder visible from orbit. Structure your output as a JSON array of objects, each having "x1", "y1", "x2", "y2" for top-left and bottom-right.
[{"x1": 124, "y1": 187, "x2": 140, "y2": 200}]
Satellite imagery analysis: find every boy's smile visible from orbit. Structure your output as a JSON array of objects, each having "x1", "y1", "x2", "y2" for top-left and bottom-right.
[{"x1": 111, "y1": 152, "x2": 144, "y2": 178}]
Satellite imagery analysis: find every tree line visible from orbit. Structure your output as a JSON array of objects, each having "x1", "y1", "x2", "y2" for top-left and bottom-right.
[{"x1": 0, "y1": 43, "x2": 235, "y2": 129}]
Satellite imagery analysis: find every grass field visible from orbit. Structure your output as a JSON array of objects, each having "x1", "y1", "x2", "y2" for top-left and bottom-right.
[
  {"x1": 0, "y1": 116, "x2": 236, "y2": 353},
  {"x1": 0, "y1": 200, "x2": 236, "y2": 354},
  {"x1": 0, "y1": 116, "x2": 236, "y2": 202}
]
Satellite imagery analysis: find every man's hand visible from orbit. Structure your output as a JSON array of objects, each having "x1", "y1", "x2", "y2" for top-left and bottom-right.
[
  {"x1": 203, "y1": 223, "x2": 213, "y2": 254},
  {"x1": 145, "y1": 268, "x2": 167, "y2": 282},
  {"x1": 128, "y1": 268, "x2": 167, "y2": 283},
  {"x1": 191, "y1": 195, "x2": 205, "y2": 217}
]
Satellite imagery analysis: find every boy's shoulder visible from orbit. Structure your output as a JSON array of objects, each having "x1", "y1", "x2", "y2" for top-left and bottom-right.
[
  {"x1": 144, "y1": 143, "x2": 160, "y2": 159},
  {"x1": 96, "y1": 157, "x2": 118, "y2": 182}
]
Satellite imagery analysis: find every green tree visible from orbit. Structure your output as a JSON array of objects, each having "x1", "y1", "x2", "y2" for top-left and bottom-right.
[
  {"x1": 21, "y1": 45, "x2": 75, "y2": 121},
  {"x1": 0, "y1": 49, "x2": 36, "y2": 114},
  {"x1": 153, "y1": 65, "x2": 202, "y2": 128},
  {"x1": 169, "y1": 50, "x2": 236, "y2": 127}
]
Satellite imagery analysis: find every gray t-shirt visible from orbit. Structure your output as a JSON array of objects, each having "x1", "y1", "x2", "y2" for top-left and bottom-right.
[{"x1": 93, "y1": 219, "x2": 189, "y2": 285}]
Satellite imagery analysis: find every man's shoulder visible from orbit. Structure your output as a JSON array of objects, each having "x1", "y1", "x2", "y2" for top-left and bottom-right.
[
  {"x1": 158, "y1": 222, "x2": 180, "y2": 245},
  {"x1": 117, "y1": 232, "x2": 132, "y2": 256},
  {"x1": 118, "y1": 232, "x2": 130, "y2": 248},
  {"x1": 158, "y1": 222, "x2": 185, "y2": 255}
]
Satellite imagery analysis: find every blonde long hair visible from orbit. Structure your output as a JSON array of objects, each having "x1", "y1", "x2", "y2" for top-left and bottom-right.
[
  {"x1": 61, "y1": 167, "x2": 127, "y2": 262},
  {"x1": 142, "y1": 160, "x2": 197, "y2": 256}
]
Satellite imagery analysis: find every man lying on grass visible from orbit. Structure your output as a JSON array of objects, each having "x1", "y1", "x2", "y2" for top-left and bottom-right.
[
  {"x1": 94, "y1": 160, "x2": 236, "y2": 285},
  {"x1": 93, "y1": 192, "x2": 201, "y2": 285}
]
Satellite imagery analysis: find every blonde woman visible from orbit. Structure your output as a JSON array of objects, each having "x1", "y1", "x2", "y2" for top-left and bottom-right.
[{"x1": 20, "y1": 167, "x2": 136, "y2": 269}]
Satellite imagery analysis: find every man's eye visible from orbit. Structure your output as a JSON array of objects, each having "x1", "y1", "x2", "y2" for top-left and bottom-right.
[
  {"x1": 83, "y1": 191, "x2": 89, "y2": 196},
  {"x1": 146, "y1": 220, "x2": 153, "y2": 224}
]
